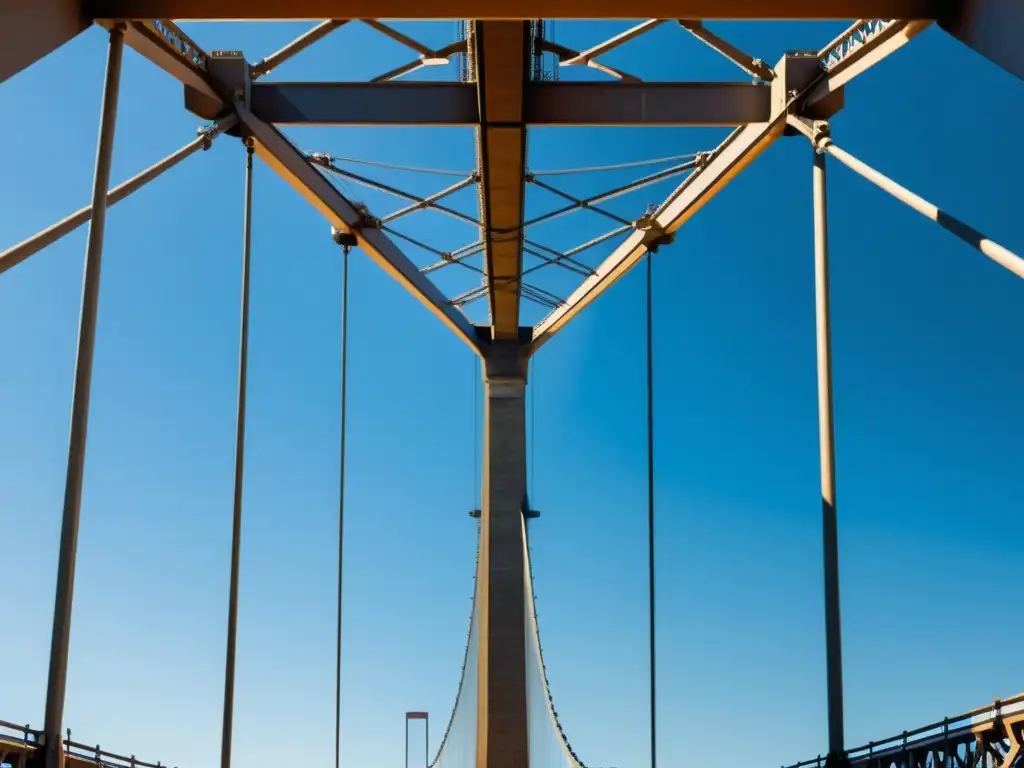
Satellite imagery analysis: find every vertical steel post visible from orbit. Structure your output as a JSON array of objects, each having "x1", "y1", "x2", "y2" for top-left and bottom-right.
[
  {"x1": 404, "y1": 718, "x2": 409, "y2": 768},
  {"x1": 424, "y1": 714, "x2": 429, "y2": 768},
  {"x1": 220, "y1": 138, "x2": 255, "y2": 768},
  {"x1": 477, "y1": 342, "x2": 529, "y2": 768},
  {"x1": 813, "y1": 149, "x2": 845, "y2": 763},
  {"x1": 42, "y1": 24, "x2": 126, "y2": 768}
]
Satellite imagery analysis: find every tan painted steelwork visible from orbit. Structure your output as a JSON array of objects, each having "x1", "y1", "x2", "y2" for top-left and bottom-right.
[
  {"x1": 472, "y1": 22, "x2": 529, "y2": 341},
  {"x1": 84, "y1": 0, "x2": 944, "y2": 18}
]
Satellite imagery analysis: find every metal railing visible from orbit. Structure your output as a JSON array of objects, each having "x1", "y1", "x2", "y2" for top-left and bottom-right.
[
  {"x1": 0, "y1": 720, "x2": 174, "y2": 768},
  {"x1": 784, "y1": 693, "x2": 1024, "y2": 768}
]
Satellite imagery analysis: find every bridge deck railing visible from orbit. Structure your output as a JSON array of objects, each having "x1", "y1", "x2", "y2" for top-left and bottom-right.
[
  {"x1": 0, "y1": 720, "x2": 172, "y2": 768},
  {"x1": 785, "y1": 693, "x2": 1024, "y2": 768}
]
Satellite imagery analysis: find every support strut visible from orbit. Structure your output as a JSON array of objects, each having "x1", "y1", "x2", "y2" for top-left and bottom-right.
[
  {"x1": 0, "y1": 117, "x2": 235, "y2": 277},
  {"x1": 41, "y1": 24, "x2": 125, "y2": 768},
  {"x1": 788, "y1": 116, "x2": 1024, "y2": 280}
]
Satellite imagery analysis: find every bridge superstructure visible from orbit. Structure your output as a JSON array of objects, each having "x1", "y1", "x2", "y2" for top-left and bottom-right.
[{"x1": 1, "y1": 4, "x2": 1022, "y2": 768}]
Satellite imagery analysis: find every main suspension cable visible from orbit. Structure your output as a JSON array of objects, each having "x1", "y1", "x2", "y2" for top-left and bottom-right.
[{"x1": 645, "y1": 252, "x2": 658, "y2": 768}]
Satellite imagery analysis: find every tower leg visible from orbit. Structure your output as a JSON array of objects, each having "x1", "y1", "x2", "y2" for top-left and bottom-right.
[{"x1": 476, "y1": 341, "x2": 529, "y2": 768}]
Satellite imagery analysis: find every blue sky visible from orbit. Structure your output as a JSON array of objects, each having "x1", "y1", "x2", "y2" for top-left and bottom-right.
[{"x1": 1, "y1": 17, "x2": 1023, "y2": 768}]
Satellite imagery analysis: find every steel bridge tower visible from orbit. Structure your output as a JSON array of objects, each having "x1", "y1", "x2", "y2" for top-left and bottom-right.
[{"x1": 0, "y1": 3, "x2": 1022, "y2": 768}]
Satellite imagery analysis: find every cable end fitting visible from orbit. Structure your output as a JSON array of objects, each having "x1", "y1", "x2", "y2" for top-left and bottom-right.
[
  {"x1": 811, "y1": 120, "x2": 832, "y2": 153},
  {"x1": 197, "y1": 124, "x2": 216, "y2": 150},
  {"x1": 331, "y1": 226, "x2": 358, "y2": 249},
  {"x1": 309, "y1": 151, "x2": 331, "y2": 168},
  {"x1": 635, "y1": 214, "x2": 674, "y2": 253}
]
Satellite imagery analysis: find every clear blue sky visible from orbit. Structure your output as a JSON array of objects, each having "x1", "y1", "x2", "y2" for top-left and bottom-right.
[{"x1": 2, "y1": 17, "x2": 1022, "y2": 768}]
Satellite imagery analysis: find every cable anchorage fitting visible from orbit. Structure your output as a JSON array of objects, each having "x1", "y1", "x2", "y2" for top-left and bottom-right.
[
  {"x1": 810, "y1": 119, "x2": 832, "y2": 153},
  {"x1": 633, "y1": 213, "x2": 674, "y2": 254},
  {"x1": 331, "y1": 226, "x2": 358, "y2": 256},
  {"x1": 309, "y1": 151, "x2": 332, "y2": 168},
  {"x1": 196, "y1": 123, "x2": 217, "y2": 150}
]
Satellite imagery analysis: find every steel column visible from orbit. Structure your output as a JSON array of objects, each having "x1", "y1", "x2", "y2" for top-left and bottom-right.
[
  {"x1": 476, "y1": 343, "x2": 529, "y2": 768},
  {"x1": 41, "y1": 25, "x2": 125, "y2": 768},
  {"x1": 220, "y1": 139, "x2": 255, "y2": 768},
  {"x1": 812, "y1": 149, "x2": 845, "y2": 763}
]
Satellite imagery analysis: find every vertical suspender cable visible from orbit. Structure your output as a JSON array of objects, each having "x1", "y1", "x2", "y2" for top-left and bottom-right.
[
  {"x1": 473, "y1": 355, "x2": 480, "y2": 508},
  {"x1": 530, "y1": 358, "x2": 536, "y2": 497},
  {"x1": 335, "y1": 245, "x2": 350, "y2": 768},
  {"x1": 645, "y1": 253, "x2": 657, "y2": 768},
  {"x1": 221, "y1": 137, "x2": 254, "y2": 768}
]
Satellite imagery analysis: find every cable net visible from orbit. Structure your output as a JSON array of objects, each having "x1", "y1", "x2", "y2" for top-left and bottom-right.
[
  {"x1": 429, "y1": 529, "x2": 481, "y2": 768},
  {"x1": 429, "y1": 519, "x2": 586, "y2": 768},
  {"x1": 523, "y1": 518, "x2": 586, "y2": 768}
]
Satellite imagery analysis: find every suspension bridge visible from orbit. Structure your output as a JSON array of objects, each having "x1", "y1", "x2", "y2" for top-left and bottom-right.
[{"x1": 1, "y1": 4, "x2": 1022, "y2": 768}]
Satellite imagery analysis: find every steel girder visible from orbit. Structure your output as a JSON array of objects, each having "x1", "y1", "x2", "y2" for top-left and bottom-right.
[
  {"x1": 472, "y1": 21, "x2": 530, "y2": 342},
  {"x1": 2, "y1": 12, "x2": 978, "y2": 356},
  {"x1": 83, "y1": 0, "x2": 944, "y2": 18},
  {"x1": 246, "y1": 81, "x2": 771, "y2": 127}
]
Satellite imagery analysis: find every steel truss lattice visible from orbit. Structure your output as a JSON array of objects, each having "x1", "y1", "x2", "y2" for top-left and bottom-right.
[{"x1": 2, "y1": 6, "x2": 1023, "y2": 768}]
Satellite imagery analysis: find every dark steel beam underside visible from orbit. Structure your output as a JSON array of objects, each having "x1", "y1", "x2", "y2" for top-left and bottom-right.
[
  {"x1": 247, "y1": 82, "x2": 770, "y2": 127},
  {"x1": 0, "y1": 0, "x2": 88, "y2": 84},
  {"x1": 85, "y1": 0, "x2": 945, "y2": 18},
  {"x1": 473, "y1": 22, "x2": 529, "y2": 341},
  {"x1": 939, "y1": 0, "x2": 1024, "y2": 81}
]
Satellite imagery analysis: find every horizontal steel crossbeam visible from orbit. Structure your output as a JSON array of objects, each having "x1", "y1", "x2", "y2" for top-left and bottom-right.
[
  {"x1": 247, "y1": 81, "x2": 771, "y2": 126},
  {"x1": 84, "y1": 0, "x2": 947, "y2": 18}
]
